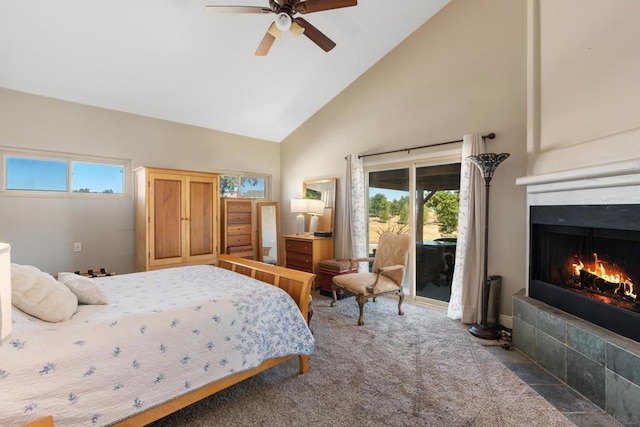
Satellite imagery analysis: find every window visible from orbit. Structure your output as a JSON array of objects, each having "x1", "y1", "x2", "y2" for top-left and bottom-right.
[
  {"x1": 220, "y1": 173, "x2": 269, "y2": 199},
  {"x1": 1, "y1": 147, "x2": 130, "y2": 196}
]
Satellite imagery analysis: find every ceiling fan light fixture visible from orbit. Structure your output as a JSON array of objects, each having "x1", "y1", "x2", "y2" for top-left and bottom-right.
[
  {"x1": 275, "y1": 12, "x2": 291, "y2": 32},
  {"x1": 289, "y1": 21, "x2": 305, "y2": 38},
  {"x1": 266, "y1": 21, "x2": 282, "y2": 39}
]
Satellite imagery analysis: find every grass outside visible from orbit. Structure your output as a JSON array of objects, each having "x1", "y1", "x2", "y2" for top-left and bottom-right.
[{"x1": 368, "y1": 211, "x2": 455, "y2": 250}]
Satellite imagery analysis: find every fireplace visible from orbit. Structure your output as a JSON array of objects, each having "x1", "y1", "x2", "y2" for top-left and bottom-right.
[{"x1": 529, "y1": 204, "x2": 640, "y2": 343}]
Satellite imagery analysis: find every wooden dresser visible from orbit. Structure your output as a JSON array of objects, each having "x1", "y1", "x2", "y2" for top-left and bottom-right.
[
  {"x1": 221, "y1": 198, "x2": 255, "y2": 259},
  {"x1": 282, "y1": 234, "x2": 333, "y2": 289}
]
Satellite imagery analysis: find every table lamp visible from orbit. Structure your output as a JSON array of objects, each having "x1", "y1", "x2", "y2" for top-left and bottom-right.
[
  {"x1": 290, "y1": 198, "x2": 309, "y2": 235},
  {"x1": 307, "y1": 199, "x2": 325, "y2": 233}
]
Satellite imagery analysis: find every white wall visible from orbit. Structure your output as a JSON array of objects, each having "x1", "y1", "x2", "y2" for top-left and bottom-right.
[
  {"x1": 528, "y1": 0, "x2": 640, "y2": 175},
  {"x1": 0, "y1": 88, "x2": 280, "y2": 274},
  {"x1": 280, "y1": 0, "x2": 528, "y2": 318}
]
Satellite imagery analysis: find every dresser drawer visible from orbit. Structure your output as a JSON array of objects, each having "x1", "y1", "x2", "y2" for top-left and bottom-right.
[
  {"x1": 285, "y1": 239, "x2": 313, "y2": 254},
  {"x1": 286, "y1": 252, "x2": 313, "y2": 272},
  {"x1": 227, "y1": 234, "x2": 251, "y2": 246},
  {"x1": 228, "y1": 245, "x2": 254, "y2": 258},
  {"x1": 227, "y1": 212, "x2": 251, "y2": 224},
  {"x1": 227, "y1": 224, "x2": 251, "y2": 235},
  {"x1": 227, "y1": 201, "x2": 252, "y2": 213}
]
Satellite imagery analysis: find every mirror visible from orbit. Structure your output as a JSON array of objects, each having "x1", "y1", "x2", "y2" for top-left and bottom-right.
[
  {"x1": 302, "y1": 178, "x2": 336, "y2": 234},
  {"x1": 257, "y1": 202, "x2": 280, "y2": 265}
]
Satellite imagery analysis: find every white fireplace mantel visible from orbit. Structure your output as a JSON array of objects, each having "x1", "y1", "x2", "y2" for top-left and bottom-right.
[{"x1": 516, "y1": 157, "x2": 640, "y2": 206}]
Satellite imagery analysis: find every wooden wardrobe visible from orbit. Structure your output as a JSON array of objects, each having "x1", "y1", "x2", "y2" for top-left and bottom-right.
[{"x1": 134, "y1": 166, "x2": 219, "y2": 271}]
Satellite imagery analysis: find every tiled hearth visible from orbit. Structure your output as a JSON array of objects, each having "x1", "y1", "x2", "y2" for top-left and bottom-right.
[
  {"x1": 513, "y1": 291, "x2": 640, "y2": 425},
  {"x1": 515, "y1": 158, "x2": 640, "y2": 426}
]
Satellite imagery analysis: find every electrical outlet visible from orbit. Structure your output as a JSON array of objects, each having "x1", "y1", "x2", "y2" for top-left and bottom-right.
[{"x1": 73, "y1": 242, "x2": 82, "y2": 252}]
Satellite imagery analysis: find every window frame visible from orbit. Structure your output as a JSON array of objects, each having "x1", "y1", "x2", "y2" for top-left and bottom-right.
[
  {"x1": 0, "y1": 146, "x2": 132, "y2": 198},
  {"x1": 218, "y1": 171, "x2": 271, "y2": 199}
]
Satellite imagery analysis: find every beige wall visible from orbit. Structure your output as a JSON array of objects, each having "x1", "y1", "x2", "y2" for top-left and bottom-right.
[
  {"x1": 528, "y1": 0, "x2": 640, "y2": 175},
  {"x1": 280, "y1": 0, "x2": 528, "y2": 318},
  {"x1": 0, "y1": 88, "x2": 280, "y2": 273}
]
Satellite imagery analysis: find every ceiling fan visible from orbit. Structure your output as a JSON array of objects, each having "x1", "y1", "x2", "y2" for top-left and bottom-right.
[{"x1": 205, "y1": 0, "x2": 357, "y2": 56}]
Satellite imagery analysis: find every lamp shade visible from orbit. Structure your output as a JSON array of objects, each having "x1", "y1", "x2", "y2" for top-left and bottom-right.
[
  {"x1": 290, "y1": 21, "x2": 305, "y2": 38},
  {"x1": 290, "y1": 198, "x2": 309, "y2": 214},
  {"x1": 307, "y1": 199, "x2": 325, "y2": 233},
  {"x1": 275, "y1": 12, "x2": 292, "y2": 32},
  {"x1": 0, "y1": 242, "x2": 11, "y2": 343},
  {"x1": 266, "y1": 21, "x2": 282, "y2": 39},
  {"x1": 468, "y1": 153, "x2": 510, "y2": 180},
  {"x1": 307, "y1": 199, "x2": 325, "y2": 216}
]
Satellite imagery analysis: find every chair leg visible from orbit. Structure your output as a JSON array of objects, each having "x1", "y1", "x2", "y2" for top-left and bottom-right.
[
  {"x1": 330, "y1": 283, "x2": 338, "y2": 307},
  {"x1": 398, "y1": 291, "x2": 405, "y2": 316},
  {"x1": 356, "y1": 294, "x2": 368, "y2": 325}
]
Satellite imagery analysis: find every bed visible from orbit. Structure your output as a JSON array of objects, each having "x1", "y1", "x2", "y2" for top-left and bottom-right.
[{"x1": 1, "y1": 255, "x2": 315, "y2": 426}]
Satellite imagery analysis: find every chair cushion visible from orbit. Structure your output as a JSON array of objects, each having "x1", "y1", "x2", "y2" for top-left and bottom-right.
[
  {"x1": 319, "y1": 259, "x2": 354, "y2": 272},
  {"x1": 333, "y1": 272, "x2": 401, "y2": 295}
]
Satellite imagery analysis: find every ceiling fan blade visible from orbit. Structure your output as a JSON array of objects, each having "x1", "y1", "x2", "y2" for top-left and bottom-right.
[
  {"x1": 255, "y1": 30, "x2": 276, "y2": 56},
  {"x1": 294, "y1": 17, "x2": 336, "y2": 52},
  {"x1": 295, "y1": 0, "x2": 357, "y2": 14},
  {"x1": 205, "y1": 5, "x2": 272, "y2": 14}
]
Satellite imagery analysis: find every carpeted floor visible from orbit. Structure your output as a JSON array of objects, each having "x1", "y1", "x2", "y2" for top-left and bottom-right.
[{"x1": 151, "y1": 292, "x2": 575, "y2": 427}]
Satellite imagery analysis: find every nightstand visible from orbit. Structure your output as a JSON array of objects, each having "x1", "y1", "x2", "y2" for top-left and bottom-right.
[{"x1": 282, "y1": 234, "x2": 333, "y2": 289}]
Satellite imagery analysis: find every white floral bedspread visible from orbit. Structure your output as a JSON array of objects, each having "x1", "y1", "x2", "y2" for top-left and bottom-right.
[{"x1": 0, "y1": 265, "x2": 315, "y2": 426}]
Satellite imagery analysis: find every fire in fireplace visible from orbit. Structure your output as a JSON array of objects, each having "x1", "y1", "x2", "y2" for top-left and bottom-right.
[
  {"x1": 566, "y1": 252, "x2": 638, "y2": 312},
  {"x1": 529, "y1": 204, "x2": 640, "y2": 343}
]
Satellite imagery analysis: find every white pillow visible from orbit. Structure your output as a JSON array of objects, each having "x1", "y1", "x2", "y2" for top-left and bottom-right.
[
  {"x1": 11, "y1": 263, "x2": 78, "y2": 322},
  {"x1": 57, "y1": 272, "x2": 109, "y2": 305}
]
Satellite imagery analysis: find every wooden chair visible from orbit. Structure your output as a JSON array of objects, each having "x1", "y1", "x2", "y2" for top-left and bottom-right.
[{"x1": 331, "y1": 233, "x2": 411, "y2": 325}]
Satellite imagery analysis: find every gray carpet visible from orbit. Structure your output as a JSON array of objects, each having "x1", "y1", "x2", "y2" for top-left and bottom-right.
[{"x1": 150, "y1": 292, "x2": 574, "y2": 427}]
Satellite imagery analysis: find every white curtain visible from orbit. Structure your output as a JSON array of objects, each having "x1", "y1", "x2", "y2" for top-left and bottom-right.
[
  {"x1": 342, "y1": 154, "x2": 368, "y2": 271},
  {"x1": 447, "y1": 134, "x2": 486, "y2": 323}
]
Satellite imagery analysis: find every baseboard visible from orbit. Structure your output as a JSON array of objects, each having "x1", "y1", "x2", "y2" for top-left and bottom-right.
[{"x1": 499, "y1": 314, "x2": 512, "y2": 330}]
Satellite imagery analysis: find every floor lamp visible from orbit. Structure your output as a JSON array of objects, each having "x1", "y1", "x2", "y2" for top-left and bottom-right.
[{"x1": 468, "y1": 152, "x2": 510, "y2": 340}]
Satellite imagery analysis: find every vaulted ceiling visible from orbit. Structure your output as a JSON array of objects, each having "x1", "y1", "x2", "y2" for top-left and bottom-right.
[{"x1": 0, "y1": 0, "x2": 451, "y2": 142}]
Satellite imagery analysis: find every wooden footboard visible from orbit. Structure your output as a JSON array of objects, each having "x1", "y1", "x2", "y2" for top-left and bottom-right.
[
  {"x1": 111, "y1": 256, "x2": 314, "y2": 427},
  {"x1": 217, "y1": 254, "x2": 314, "y2": 323}
]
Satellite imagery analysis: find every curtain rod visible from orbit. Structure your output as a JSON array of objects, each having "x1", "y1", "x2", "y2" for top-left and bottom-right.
[{"x1": 357, "y1": 132, "x2": 496, "y2": 159}]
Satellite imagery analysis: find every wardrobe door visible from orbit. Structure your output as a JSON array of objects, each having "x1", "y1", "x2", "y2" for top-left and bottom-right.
[
  {"x1": 186, "y1": 176, "x2": 217, "y2": 262},
  {"x1": 150, "y1": 172, "x2": 185, "y2": 267}
]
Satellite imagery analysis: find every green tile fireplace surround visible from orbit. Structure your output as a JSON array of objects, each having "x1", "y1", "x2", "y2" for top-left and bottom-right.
[{"x1": 512, "y1": 291, "x2": 640, "y2": 426}]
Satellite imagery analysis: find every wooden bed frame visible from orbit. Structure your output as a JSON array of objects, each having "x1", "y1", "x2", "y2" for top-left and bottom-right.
[{"x1": 25, "y1": 255, "x2": 314, "y2": 427}]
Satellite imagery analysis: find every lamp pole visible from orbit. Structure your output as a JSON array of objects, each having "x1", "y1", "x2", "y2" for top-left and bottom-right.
[{"x1": 467, "y1": 153, "x2": 509, "y2": 340}]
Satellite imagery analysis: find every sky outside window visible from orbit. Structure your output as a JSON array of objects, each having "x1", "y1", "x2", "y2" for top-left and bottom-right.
[
  {"x1": 73, "y1": 162, "x2": 124, "y2": 193},
  {"x1": 5, "y1": 156, "x2": 125, "y2": 194},
  {"x1": 6, "y1": 157, "x2": 68, "y2": 191}
]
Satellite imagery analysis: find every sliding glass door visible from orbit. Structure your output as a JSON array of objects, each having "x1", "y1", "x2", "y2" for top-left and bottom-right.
[
  {"x1": 414, "y1": 163, "x2": 460, "y2": 302},
  {"x1": 366, "y1": 158, "x2": 461, "y2": 305},
  {"x1": 368, "y1": 167, "x2": 410, "y2": 292}
]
